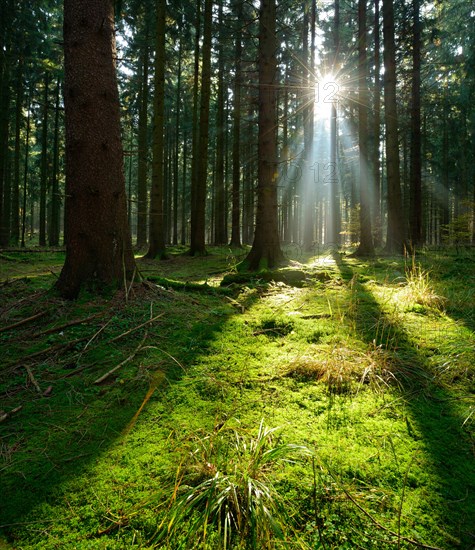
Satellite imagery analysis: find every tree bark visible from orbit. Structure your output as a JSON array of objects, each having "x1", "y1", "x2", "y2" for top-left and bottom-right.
[
  {"x1": 189, "y1": 0, "x2": 212, "y2": 256},
  {"x1": 328, "y1": 0, "x2": 340, "y2": 246},
  {"x1": 11, "y1": 60, "x2": 23, "y2": 246},
  {"x1": 409, "y1": 0, "x2": 422, "y2": 247},
  {"x1": 355, "y1": 0, "x2": 374, "y2": 256},
  {"x1": 229, "y1": 0, "x2": 243, "y2": 248},
  {"x1": 39, "y1": 72, "x2": 49, "y2": 247},
  {"x1": 214, "y1": 0, "x2": 227, "y2": 245},
  {"x1": 56, "y1": 0, "x2": 136, "y2": 299},
  {"x1": 146, "y1": 0, "x2": 167, "y2": 259},
  {"x1": 243, "y1": 0, "x2": 283, "y2": 270},
  {"x1": 371, "y1": 0, "x2": 382, "y2": 248},
  {"x1": 136, "y1": 20, "x2": 149, "y2": 249},
  {"x1": 382, "y1": 0, "x2": 404, "y2": 253},
  {"x1": 48, "y1": 76, "x2": 61, "y2": 246},
  {"x1": 0, "y1": 41, "x2": 11, "y2": 247}
]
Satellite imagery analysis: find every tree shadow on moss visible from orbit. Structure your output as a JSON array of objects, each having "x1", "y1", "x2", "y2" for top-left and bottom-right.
[
  {"x1": 0, "y1": 280, "x2": 260, "y2": 546},
  {"x1": 336, "y1": 257, "x2": 475, "y2": 549}
]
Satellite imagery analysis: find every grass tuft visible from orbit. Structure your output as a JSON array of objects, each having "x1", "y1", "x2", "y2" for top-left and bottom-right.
[
  {"x1": 398, "y1": 259, "x2": 446, "y2": 312},
  {"x1": 156, "y1": 420, "x2": 310, "y2": 549}
]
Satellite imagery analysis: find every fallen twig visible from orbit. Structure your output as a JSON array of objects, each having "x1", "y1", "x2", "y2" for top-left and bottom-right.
[
  {"x1": 93, "y1": 333, "x2": 148, "y2": 385},
  {"x1": 3, "y1": 336, "x2": 90, "y2": 372},
  {"x1": 25, "y1": 365, "x2": 42, "y2": 393},
  {"x1": 33, "y1": 312, "x2": 104, "y2": 338},
  {"x1": 0, "y1": 405, "x2": 22, "y2": 423},
  {"x1": 109, "y1": 312, "x2": 164, "y2": 344},
  {"x1": 83, "y1": 317, "x2": 114, "y2": 350},
  {"x1": 0, "y1": 311, "x2": 47, "y2": 334}
]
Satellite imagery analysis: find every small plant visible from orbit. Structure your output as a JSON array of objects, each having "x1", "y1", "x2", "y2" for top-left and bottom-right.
[
  {"x1": 254, "y1": 316, "x2": 295, "y2": 338},
  {"x1": 399, "y1": 258, "x2": 446, "y2": 312},
  {"x1": 157, "y1": 420, "x2": 310, "y2": 549}
]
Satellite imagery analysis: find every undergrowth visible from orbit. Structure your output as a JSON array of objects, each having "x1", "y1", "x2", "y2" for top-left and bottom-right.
[{"x1": 0, "y1": 247, "x2": 474, "y2": 549}]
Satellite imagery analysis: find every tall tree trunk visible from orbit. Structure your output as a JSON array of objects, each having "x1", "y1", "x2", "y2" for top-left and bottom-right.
[
  {"x1": 329, "y1": 0, "x2": 340, "y2": 246},
  {"x1": 229, "y1": 0, "x2": 243, "y2": 247},
  {"x1": 181, "y1": 128, "x2": 188, "y2": 245},
  {"x1": 372, "y1": 0, "x2": 382, "y2": 248},
  {"x1": 146, "y1": 0, "x2": 167, "y2": 259},
  {"x1": 136, "y1": 21, "x2": 149, "y2": 248},
  {"x1": 214, "y1": 0, "x2": 226, "y2": 245},
  {"x1": 0, "y1": 48, "x2": 11, "y2": 246},
  {"x1": 173, "y1": 36, "x2": 183, "y2": 246},
  {"x1": 11, "y1": 61, "x2": 23, "y2": 246},
  {"x1": 56, "y1": 0, "x2": 136, "y2": 299},
  {"x1": 190, "y1": 0, "x2": 212, "y2": 255},
  {"x1": 189, "y1": 1, "x2": 201, "y2": 248},
  {"x1": 49, "y1": 76, "x2": 61, "y2": 246},
  {"x1": 303, "y1": 0, "x2": 315, "y2": 250},
  {"x1": 20, "y1": 95, "x2": 31, "y2": 248},
  {"x1": 355, "y1": 0, "x2": 374, "y2": 256},
  {"x1": 242, "y1": 106, "x2": 255, "y2": 245},
  {"x1": 409, "y1": 0, "x2": 422, "y2": 247},
  {"x1": 39, "y1": 72, "x2": 49, "y2": 246},
  {"x1": 382, "y1": 0, "x2": 404, "y2": 253},
  {"x1": 243, "y1": 0, "x2": 283, "y2": 270}
]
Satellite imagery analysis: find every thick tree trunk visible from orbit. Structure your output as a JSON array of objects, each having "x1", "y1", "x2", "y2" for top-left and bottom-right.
[
  {"x1": 382, "y1": 0, "x2": 404, "y2": 253},
  {"x1": 56, "y1": 0, "x2": 135, "y2": 299},
  {"x1": 355, "y1": 0, "x2": 374, "y2": 256},
  {"x1": 146, "y1": 0, "x2": 167, "y2": 259},
  {"x1": 244, "y1": 0, "x2": 283, "y2": 270}
]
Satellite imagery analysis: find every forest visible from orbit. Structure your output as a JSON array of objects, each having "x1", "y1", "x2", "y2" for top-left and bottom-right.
[{"x1": 0, "y1": 0, "x2": 474, "y2": 548}]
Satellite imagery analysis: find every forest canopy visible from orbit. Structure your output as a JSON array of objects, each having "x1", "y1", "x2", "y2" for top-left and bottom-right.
[{"x1": 0, "y1": 0, "x2": 473, "y2": 266}]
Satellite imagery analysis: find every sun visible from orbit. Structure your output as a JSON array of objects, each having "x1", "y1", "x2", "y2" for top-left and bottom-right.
[{"x1": 315, "y1": 73, "x2": 340, "y2": 117}]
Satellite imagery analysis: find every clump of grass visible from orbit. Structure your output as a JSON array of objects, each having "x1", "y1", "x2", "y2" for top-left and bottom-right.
[
  {"x1": 399, "y1": 260, "x2": 446, "y2": 312},
  {"x1": 285, "y1": 347, "x2": 366, "y2": 393},
  {"x1": 157, "y1": 420, "x2": 310, "y2": 549}
]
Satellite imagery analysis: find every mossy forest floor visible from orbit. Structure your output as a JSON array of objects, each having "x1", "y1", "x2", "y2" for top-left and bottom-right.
[{"x1": 0, "y1": 246, "x2": 474, "y2": 549}]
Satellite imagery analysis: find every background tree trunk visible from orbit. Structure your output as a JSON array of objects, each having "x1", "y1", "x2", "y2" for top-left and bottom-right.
[
  {"x1": 229, "y1": 0, "x2": 243, "y2": 248},
  {"x1": 189, "y1": 0, "x2": 212, "y2": 255},
  {"x1": 39, "y1": 72, "x2": 49, "y2": 247},
  {"x1": 146, "y1": 0, "x2": 167, "y2": 259},
  {"x1": 244, "y1": 0, "x2": 283, "y2": 270},
  {"x1": 136, "y1": 22, "x2": 149, "y2": 249},
  {"x1": 382, "y1": 0, "x2": 404, "y2": 253},
  {"x1": 214, "y1": 0, "x2": 227, "y2": 245},
  {"x1": 48, "y1": 76, "x2": 61, "y2": 246},
  {"x1": 355, "y1": 0, "x2": 374, "y2": 256},
  {"x1": 371, "y1": 0, "x2": 382, "y2": 248},
  {"x1": 409, "y1": 0, "x2": 422, "y2": 247}
]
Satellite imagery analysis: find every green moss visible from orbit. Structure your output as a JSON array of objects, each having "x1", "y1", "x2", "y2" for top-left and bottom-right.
[{"x1": 0, "y1": 249, "x2": 474, "y2": 549}]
